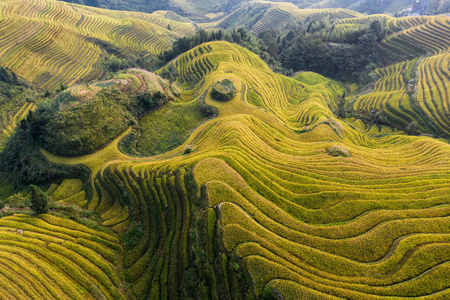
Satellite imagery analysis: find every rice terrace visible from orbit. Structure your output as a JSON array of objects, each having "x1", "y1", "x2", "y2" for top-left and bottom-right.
[{"x1": 0, "y1": 0, "x2": 449, "y2": 299}]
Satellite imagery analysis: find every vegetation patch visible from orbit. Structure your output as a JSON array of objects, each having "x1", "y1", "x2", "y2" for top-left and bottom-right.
[
  {"x1": 0, "y1": 67, "x2": 38, "y2": 150},
  {"x1": 95, "y1": 81, "x2": 117, "y2": 88},
  {"x1": 39, "y1": 88, "x2": 134, "y2": 157},
  {"x1": 22, "y1": 69, "x2": 174, "y2": 157},
  {"x1": 248, "y1": 89, "x2": 265, "y2": 108},
  {"x1": 0, "y1": 127, "x2": 90, "y2": 185},
  {"x1": 325, "y1": 145, "x2": 351, "y2": 157},
  {"x1": 132, "y1": 101, "x2": 207, "y2": 156},
  {"x1": 211, "y1": 79, "x2": 236, "y2": 102}
]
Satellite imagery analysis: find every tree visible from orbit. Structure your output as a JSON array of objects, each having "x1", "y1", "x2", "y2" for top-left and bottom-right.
[
  {"x1": 369, "y1": 20, "x2": 385, "y2": 42},
  {"x1": 286, "y1": 30, "x2": 295, "y2": 42},
  {"x1": 237, "y1": 28, "x2": 248, "y2": 41},
  {"x1": 406, "y1": 121, "x2": 421, "y2": 135},
  {"x1": 335, "y1": 93, "x2": 347, "y2": 118},
  {"x1": 29, "y1": 185, "x2": 49, "y2": 214},
  {"x1": 56, "y1": 82, "x2": 68, "y2": 94},
  {"x1": 267, "y1": 41, "x2": 279, "y2": 60},
  {"x1": 231, "y1": 30, "x2": 241, "y2": 43}
]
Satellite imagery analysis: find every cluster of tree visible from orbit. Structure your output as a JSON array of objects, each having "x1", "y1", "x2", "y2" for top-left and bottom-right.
[
  {"x1": 0, "y1": 67, "x2": 34, "y2": 106},
  {"x1": 256, "y1": 19, "x2": 386, "y2": 82},
  {"x1": 101, "y1": 53, "x2": 156, "y2": 75},
  {"x1": 27, "y1": 89, "x2": 117, "y2": 157},
  {"x1": 0, "y1": 126, "x2": 89, "y2": 184},
  {"x1": 0, "y1": 184, "x2": 99, "y2": 221},
  {"x1": 135, "y1": 90, "x2": 167, "y2": 111},
  {"x1": 159, "y1": 19, "x2": 390, "y2": 83},
  {"x1": 160, "y1": 29, "x2": 221, "y2": 62},
  {"x1": 211, "y1": 79, "x2": 236, "y2": 102},
  {"x1": 22, "y1": 84, "x2": 171, "y2": 158},
  {"x1": 1, "y1": 66, "x2": 171, "y2": 183},
  {"x1": 29, "y1": 185, "x2": 49, "y2": 214},
  {"x1": 0, "y1": 67, "x2": 23, "y2": 86},
  {"x1": 0, "y1": 67, "x2": 84, "y2": 184}
]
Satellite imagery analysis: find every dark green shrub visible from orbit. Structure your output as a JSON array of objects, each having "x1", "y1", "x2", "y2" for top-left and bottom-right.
[
  {"x1": 211, "y1": 80, "x2": 236, "y2": 102},
  {"x1": 326, "y1": 145, "x2": 351, "y2": 157},
  {"x1": 29, "y1": 185, "x2": 49, "y2": 214},
  {"x1": 123, "y1": 222, "x2": 145, "y2": 250},
  {"x1": 135, "y1": 90, "x2": 167, "y2": 112},
  {"x1": 183, "y1": 146, "x2": 194, "y2": 154}
]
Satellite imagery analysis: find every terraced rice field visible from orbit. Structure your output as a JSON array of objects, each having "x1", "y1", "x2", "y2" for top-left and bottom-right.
[
  {"x1": 291, "y1": 7, "x2": 361, "y2": 23},
  {"x1": 37, "y1": 41, "x2": 450, "y2": 299},
  {"x1": 387, "y1": 16, "x2": 432, "y2": 32},
  {"x1": 158, "y1": 42, "x2": 345, "y2": 132},
  {"x1": 47, "y1": 178, "x2": 88, "y2": 207},
  {"x1": 216, "y1": 1, "x2": 277, "y2": 30},
  {"x1": 354, "y1": 15, "x2": 450, "y2": 137},
  {"x1": 217, "y1": 0, "x2": 362, "y2": 34},
  {"x1": 0, "y1": 213, "x2": 125, "y2": 299},
  {"x1": 0, "y1": 176, "x2": 128, "y2": 299},
  {"x1": 0, "y1": 0, "x2": 195, "y2": 89},
  {"x1": 345, "y1": 117, "x2": 401, "y2": 137},
  {"x1": 251, "y1": 4, "x2": 295, "y2": 35},
  {"x1": 249, "y1": 4, "x2": 361, "y2": 35},
  {"x1": 352, "y1": 59, "x2": 421, "y2": 128},
  {"x1": 335, "y1": 14, "x2": 393, "y2": 26}
]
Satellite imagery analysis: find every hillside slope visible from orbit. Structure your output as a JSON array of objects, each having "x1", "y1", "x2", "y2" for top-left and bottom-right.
[
  {"x1": 0, "y1": 0, "x2": 195, "y2": 89},
  {"x1": 341, "y1": 15, "x2": 450, "y2": 138},
  {"x1": 32, "y1": 41, "x2": 450, "y2": 299},
  {"x1": 217, "y1": 0, "x2": 361, "y2": 34},
  {"x1": 0, "y1": 67, "x2": 38, "y2": 151},
  {"x1": 0, "y1": 212, "x2": 126, "y2": 299}
]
